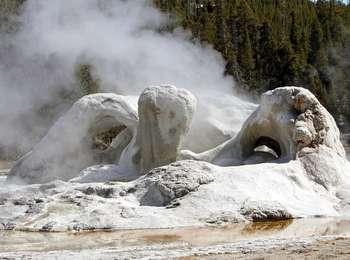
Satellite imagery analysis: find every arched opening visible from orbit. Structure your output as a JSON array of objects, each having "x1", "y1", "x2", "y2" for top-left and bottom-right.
[
  {"x1": 87, "y1": 116, "x2": 133, "y2": 164},
  {"x1": 92, "y1": 125, "x2": 127, "y2": 151},
  {"x1": 243, "y1": 136, "x2": 282, "y2": 165},
  {"x1": 254, "y1": 136, "x2": 281, "y2": 158}
]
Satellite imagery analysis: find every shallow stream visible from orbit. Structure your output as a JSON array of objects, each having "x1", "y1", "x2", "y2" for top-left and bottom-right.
[{"x1": 1, "y1": 218, "x2": 350, "y2": 259}]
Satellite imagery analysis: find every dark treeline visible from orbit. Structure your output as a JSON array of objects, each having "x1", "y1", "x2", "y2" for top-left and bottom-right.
[
  {"x1": 154, "y1": 0, "x2": 350, "y2": 129},
  {"x1": 1, "y1": 0, "x2": 350, "y2": 128}
]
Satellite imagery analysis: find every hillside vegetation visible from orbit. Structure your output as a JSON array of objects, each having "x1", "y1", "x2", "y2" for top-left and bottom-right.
[
  {"x1": 154, "y1": 0, "x2": 350, "y2": 129},
  {"x1": 1, "y1": 0, "x2": 350, "y2": 129}
]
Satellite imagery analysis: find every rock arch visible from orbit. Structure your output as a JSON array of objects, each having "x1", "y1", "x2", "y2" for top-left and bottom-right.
[
  {"x1": 7, "y1": 94, "x2": 139, "y2": 184},
  {"x1": 180, "y1": 87, "x2": 345, "y2": 166}
]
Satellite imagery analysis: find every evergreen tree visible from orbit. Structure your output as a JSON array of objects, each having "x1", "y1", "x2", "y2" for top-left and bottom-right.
[
  {"x1": 238, "y1": 23, "x2": 255, "y2": 81},
  {"x1": 308, "y1": 19, "x2": 327, "y2": 66},
  {"x1": 214, "y1": 0, "x2": 227, "y2": 56},
  {"x1": 153, "y1": 0, "x2": 350, "y2": 126}
]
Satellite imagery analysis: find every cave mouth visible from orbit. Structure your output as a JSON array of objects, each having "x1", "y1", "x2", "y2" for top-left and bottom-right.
[
  {"x1": 87, "y1": 116, "x2": 130, "y2": 152},
  {"x1": 243, "y1": 136, "x2": 282, "y2": 165},
  {"x1": 86, "y1": 116, "x2": 134, "y2": 165},
  {"x1": 254, "y1": 136, "x2": 282, "y2": 159},
  {"x1": 91, "y1": 125, "x2": 127, "y2": 151},
  {"x1": 254, "y1": 145, "x2": 279, "y2": 159}
]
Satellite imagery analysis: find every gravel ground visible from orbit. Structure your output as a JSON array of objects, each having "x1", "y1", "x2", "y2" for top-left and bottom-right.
[
  {"x1": 201, "y1": 237, "x2": 350, "y2": 260},
  {"x1": 1, "y1": 234, "x2": 350, "y2": 259}
]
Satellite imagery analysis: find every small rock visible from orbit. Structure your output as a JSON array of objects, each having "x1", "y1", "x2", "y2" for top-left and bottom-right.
[
  {"x1": 41, "y1": 221, "x2": 57, "y2": 232},
  {"x1": 25, "y1": 204, "x2": 42, "y2": 214},
  {"x1": 120, "y1": 207, "x2": 138, "y2": 218},
  {"x1": 0, "y1": 197, "x2": 7, "y2": 205},
  {"x1": 96, "y1": 187, "x2": 114, "y2": 198},
  {"x1": 127, "y1": 187, "x2": 137, "y2": 193},
  {"x1": 12, "y1": 197, "x2": 34, "y2": 206},
  {"x1": 119, "y1": 190, "x2": 127, "y2": 196},
  {"x1": 203, "y1": 211, "x2": 243, "y2": 225},
  {"x1": 72, "y1": 223, "x2": 94, "y2": 231},
  {"x1": 2, "y1": 222, "x2": 16, "y2": 230},
  {"x1": 81, "y1": 186, "x2": 115, "y2": 198},
  {"x1": 82, "y1": 187, "x2": 95, "y2": 195},
  {"x1": 165, "y1": 201, "x2": 181, "y2": 209},
  {"x1": 140, "y1": 160, "x2": 213, "y2": 207},
  {"x1": 35, "y1": 198, "x2": 45, "y2": 203},
  {"x1": 240, "y1": 201, "x2": 292, "y2": 221}
]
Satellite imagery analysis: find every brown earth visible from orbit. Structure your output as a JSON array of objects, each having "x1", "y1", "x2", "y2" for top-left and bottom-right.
[
  {"x1": 196, "y1": 237, "x2": 350, "y2": 260},
  {"x1": 0, "y1": 160, "x2": 13, "y2": 175}
]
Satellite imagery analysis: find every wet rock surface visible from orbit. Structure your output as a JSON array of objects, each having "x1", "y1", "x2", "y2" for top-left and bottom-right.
[
  {"x1": 240, "y1": 201, "x2": 293, "y2": 221},
  {"x1": 1, "y1": 218, "x2": 350, "y2": 259}
]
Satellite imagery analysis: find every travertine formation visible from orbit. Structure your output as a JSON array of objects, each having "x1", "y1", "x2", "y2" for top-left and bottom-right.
[
  {"x1": 3, "y1": 86, "x2": 350, "y2": 231},
  {"x1": 7, "y1": 94, "x2": 139, "y2": 184},
  {"x1": 181, "y1": 87, "x2": 345, "y2": 166},
  {"x1": 7, "y1": 85, "x2": 197, "y2": 184},
  {"x1": 137, "y1": 86, "x2": 196, "y2": 172}
]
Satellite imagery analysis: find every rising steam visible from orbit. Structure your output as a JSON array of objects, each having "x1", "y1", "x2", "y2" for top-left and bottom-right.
[{"x1": 0, "y1": 0, "x2": 255, "y2": 156}]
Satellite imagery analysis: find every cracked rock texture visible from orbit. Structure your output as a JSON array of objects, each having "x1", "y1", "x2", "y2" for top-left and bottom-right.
[
  {"x1": 7, "y1": 85, "x2": 197, "y2": 184},
  {"x1": 137, "y1": 85, "x2": 196, "y2": 172},
  {"x1": 2, "y1": 86, "x2": 350, "y2": 231},
  {"x1": 137, "y1": 161, "x2": 213, "y2": 206},
  {"x1": 181, "y1": 87, "x2": 345, "y2": 165},
  {"x1": 7, "y1": 94, "x2": 138, "y2": 184}
]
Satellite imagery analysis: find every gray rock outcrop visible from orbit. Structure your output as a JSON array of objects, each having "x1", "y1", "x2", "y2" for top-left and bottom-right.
[
  {"x1": 181, "y1": 87, "x2": 345, "y2": 166},
  {"x1": 137, "y1": 85, "x2": 196, "y2": 172},
  {"x1": 7, "y1": 94, "x2": 138, "y2": 184},
  {"x1": 7, "y1": 85, "x2": 197, "y2": 184},
  {"x1": 3, "y1": 86, "x2": 350, "y2": 230}
]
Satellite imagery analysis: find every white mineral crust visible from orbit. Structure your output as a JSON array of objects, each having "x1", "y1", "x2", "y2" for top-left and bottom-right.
[{"x1": 3, "y1": 86, "x2": 350, "y2": 231}]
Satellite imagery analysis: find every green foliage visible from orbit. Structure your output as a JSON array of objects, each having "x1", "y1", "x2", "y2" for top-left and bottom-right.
[
  {"x1": 154, "y1": 0, "x2": 350, "y2": 127},
  {"x1": 1, "y1": 0, "x2": 349, "y2": 128},
  {"x1": 75, "y1": 64, "x2": 101, "y2": 96},
  {"x1": 0, "y1": 0, "x2": 25, "y2": 33}
]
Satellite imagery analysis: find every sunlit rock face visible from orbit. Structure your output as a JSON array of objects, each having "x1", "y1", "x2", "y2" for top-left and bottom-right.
[
  {"x1": 181, "y1": 87, "x2": 346, "y2": 166},
  {"x1": 137, "y1": 86, "x2": 196, "y2": 173},
  {"x1": 3, "y1": 86, "x2": 350, "y2": 231},
  {"x1": 7, "y1": 85, "x2": 197, "y2": 184},
  {"x1": 7, "y1": 94, "x2": 139, "y2": 184}
]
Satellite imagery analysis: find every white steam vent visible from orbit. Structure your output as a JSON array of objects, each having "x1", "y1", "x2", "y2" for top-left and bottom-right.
[{"x1": 0, "y1": 0, "x2": 255, "y2": 156}]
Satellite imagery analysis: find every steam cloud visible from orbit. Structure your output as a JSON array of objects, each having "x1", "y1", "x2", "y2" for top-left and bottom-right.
[{"x1": 0, "y1": 0, "x2": 255, "y2": 156}]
